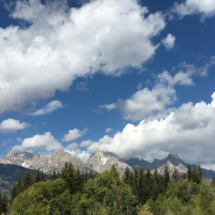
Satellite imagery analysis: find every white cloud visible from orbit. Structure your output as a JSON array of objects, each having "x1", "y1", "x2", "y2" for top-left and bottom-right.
[
  {"x1": 12, "y1": 132, "x2": 63, "y2": 151},
  {"x1": 162, "y1": 34, "x2": 175, "y2": 50},
  {"x1": 172, "y1": 0, "x2": 215, "y2": 19},
  {"x1": 76, "y1": 82, "x2": 89, "y2": 92},
  {"x1": 64, "y1": 148, "x2": 90, "y2": 161},
  {"x1": 62, "y1": 128, "x2": 87, "y2": 142},
  {"x1": 0, "y1": 0, "x2": 165, "y2": 114},
  {"x1": 105, "y1": 128, "x2": 112, "y2": 133},
  {"x1": 65, "y1": 143, "x2": 78, "y2": 151},
  {"x1": 80, "y1": 140, "x2": 93, "y2": 147},
  {"x1": 0, "y1": 118, "x2": 29, "y2": 133},
  {"x1": 88, "y1": 92, "x2": 215, "y2": 166},
  {"x1": 99, "y1": 57, "x2": 215, "y2": 121},
  {"x1": 30, "y1": 100, "x2": 63, "y2": 116}
]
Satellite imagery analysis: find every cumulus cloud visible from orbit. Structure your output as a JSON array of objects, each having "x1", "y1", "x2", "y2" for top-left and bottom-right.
[
  {"x1": 65, "y1": 143, "x2": 78, "y2": 151},
  {"x1": 0, "y1": 118, "x2": 29, "y2": 133},
  {"x1": 12, "y1": 132, "x2": 63, "y2": 151},
  {"x1": 80, "y1": 140, "x2": 93, "y2": 147},
  {"x1": 88, "y1": 92, "x2": 215, "y2": 166},
  {"x1": 171, "y1": 0, "x2": 215, "y2": 19},
  {"x1": 162, "y1": 34, "x2": 175, "y2": 50},
  {"x1": 0, "y1": 0, "x2": 165, "y2": 114},
  {"x1": 106, "y1": 128, "x2": 112, "y2": 133},
  {"x1": 99, "y1": 58, "x2": 215, "y2": 121},
  {"x1": 64, "y1": 148, "x2": 90, "y2": 161},
  {"x1": 29, "y1": 100, "x2": 63, "y2": 116},
  {"x1": 62, "y1": 128, "x2": 87, "y2": 142}
]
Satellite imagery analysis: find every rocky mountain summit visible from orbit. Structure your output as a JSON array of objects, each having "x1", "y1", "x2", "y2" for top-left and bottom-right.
[
  {"x1": 0, "y1": 150, "x2": 94, "y2": 174},
  {"x1": 86, "y1": 151, "x2": 133, "y2": 175},
  {"x1": 1, "y1": 150, "x2": 215, "y2": 180},
  {"x1": 124, "y1": 154, "x2": 215, "y2": 179}
]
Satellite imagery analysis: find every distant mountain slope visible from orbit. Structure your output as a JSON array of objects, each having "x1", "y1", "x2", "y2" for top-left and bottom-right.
[
  {"x1": 0, "y1": 164, "x2": 38, "y2": 195},
  {"x1": 0, "y1": 150, "x2": 95, "y2": 174},
  {"x1": 86, "y1": 151, "x2": 133, "y2": 175},
  {"x1": 124, "y1": 154, "x2": 215, "y2": 180}
]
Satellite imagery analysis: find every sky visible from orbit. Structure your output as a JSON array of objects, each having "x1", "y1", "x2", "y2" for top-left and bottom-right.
[{"x1": 1, "y1": 0, "x2": 215, "y2": 170}]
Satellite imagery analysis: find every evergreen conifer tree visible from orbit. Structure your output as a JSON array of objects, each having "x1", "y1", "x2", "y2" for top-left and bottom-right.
[
  {"x1": 53, "y1": 169, "x2": 57, "y2": 180},
  {"x1": 187, "y1": 164, "x2": 192, "y2": 181},
  {"x1": 0, "y1": 191, "x2": 3, "y2": 215},
  {"x1": 39, "y1": 170, "x2": 45, "y2": 181},
  {"x1": 24, "y1": 171, "x2": 33, "y2": 190},
  {"x1": 62, "y1": 162, "x2": 75, "y2": 194},
  {"x1": 172, "y1": 168, "x2": 180, "y2": 183},
  {"x1": 2, "y1": 193, "x2": 7, "y2": 215},
  {"x1": 142, "y1": 168, "x2": 153, "y2": 203},
  {"x1": 163, "y1": 165, "x2": 170, "y2": 191},
  {"x1": 133, "y1": 168, "x2": 138, "y2": 196},
  {"x1": 48, "y1": 172, "x2": 53, "y2": 180},
  {"x1": 11, "y1": 182, "x2": 18, "y2": 203},
  {"x1": 89, "y1": 169, "x2": 94, "y2": 179},
  {"x1": 17, "y1": 174, "x2": 23, "y2": 194},
  {"x1": 123, "y1": 166, "x2": 131, "y2": 185},
  {"x1": 35, "y1": 168, "x2": 41, "y2": 183},
  {"x1": 84, "y1": 170, "x2": 88, "y2": 182},
  {"x1": 152, "y1": 168, "x2": 162, "y2": 199},
  {"x1": 212, "y1": 176, "x2": 215, "y2": 186},
  {"x1": 182, "y1": 173, "x2": 187, "y2": 179},
  {"x1": 74, "y1": 168, "x2": 83, "y2": 193},
  {"x1": 138, "y1": 166, "x2": 145, "y2": 204},
  {"x1": 130, "y1": 171, "x2": 134, "y2": 188}
]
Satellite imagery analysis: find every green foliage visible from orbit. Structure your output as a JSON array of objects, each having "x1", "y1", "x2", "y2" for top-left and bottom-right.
[
  {"x1": 12, "y1": 178, "x2": 71, "y2": 215},
  {"x1": 2, "y1": 193, "x2": 8, "y2": 214},
  {"x1": 10, "y1": 161, "x2": 215, "y2": 215},
  {"x1": 23, "y1": 171, "x2": 33, "y2": 190},
  {"x1": 0, "y1": 191, "x2": 3, "y2": 215}
]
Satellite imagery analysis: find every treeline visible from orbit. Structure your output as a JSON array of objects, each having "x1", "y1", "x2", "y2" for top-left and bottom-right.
[{"x1": 2, "y1": 163, "x2": 215, "y2": 214}]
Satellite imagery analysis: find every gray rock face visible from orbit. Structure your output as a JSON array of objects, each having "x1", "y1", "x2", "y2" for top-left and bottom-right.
[
  {"x1": 0, "y1": 150, "x2": 95, "y2": 174},
  {"x1": 86, "y1": 151, "x2": 132, "y2": 175},
  {"x1": 0, "y1": 151, "x2": 34, "y2": 168}
]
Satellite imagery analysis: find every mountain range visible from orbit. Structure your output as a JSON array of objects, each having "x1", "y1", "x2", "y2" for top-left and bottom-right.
[{"x1": 0, "y1": 150, "x2": 215, "y2": 193}]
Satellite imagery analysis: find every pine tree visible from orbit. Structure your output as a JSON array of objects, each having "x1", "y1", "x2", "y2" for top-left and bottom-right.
[
  {"x1": 17, "y1": 174, "x2": 23, "y2": 194},
  {"x1": 62, "y1": 162, "x2": 75, "y2": 194},
  {"x1": 53, "y1": 169, "x2": 57, "y2": 180},
  {"x1": 35, "y1": 169, "x2": 41, "y2": 183},
  {"x1": 172, "y1": 168, "x2": 180, "y2": 183},
  {"x1": 182, "y1": 173, "x2": 187, "y2": 179},
  {"x1": 187, "y1": 164, "x2": 192, "y2": 181},
  {"x1": 84, "y1": 170, "x2": 88, "y2": 182},
  {"x1": 48, "y1": 172, "x2": 53, "y2": 180},
  {"x1": 0, "y1": 191, "x2": 3, "y2": 215},
  {"x1": 152, "y1": 168, "x2": 161, "y2": 200},
  {"x1": 142, "y1": 168, "x2": 153, "y2": 203},
  {"x1": 130, "y1": 171, "x2": 134, "y2": 188},
  {"x1": 57, "y1": 171, "x2": 60, "y2": 179},
  {"x1": 197, "y1": 164, "x2": 203, "y2": 183},
  {"x1": 89, "y1": 169, "x2": 94, "y2": 179},
  {"x1": 74, "y1": 168, "x2": 83, "y2": 193},
  {"x1": 24, "y1": 170, "x2": 33, "y2": 190},
  {"x1": 11, "y1": 182, "x2": 18, "y2": 203},
  {"x1": 39, "y1": 170, "x2": 45, "y2": 181},
  {"x1": 212, "y1": 176, "x2": 215, "y2": 186},
  {"x1": 163, "y1": 165, "x2": 170, "y2": 191},
  {"x1": 133, "y1": 168, "x2": 138, "y2": 196},
  {"x1": 138, "y1": 166, "x2": 145, "y2": 204},
  {"x1": 2, "y1": 193, "x2": 8, "y2": 215},
  {"x1": 123, "y1": 166, "x2": 131, "y2": 185}
]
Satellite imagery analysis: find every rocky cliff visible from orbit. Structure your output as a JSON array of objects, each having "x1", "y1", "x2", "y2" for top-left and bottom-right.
[
  {"x1": 86, "y1": 151, "x2": 133, "y2": 175},
  {"x1": 0, "y1": 150, "x2": 95, "y2": 174}
]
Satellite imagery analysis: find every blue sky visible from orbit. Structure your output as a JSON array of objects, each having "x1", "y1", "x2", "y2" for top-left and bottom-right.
[{"x1": 1, "y1": 0, "x2": 215, "y2": 169}]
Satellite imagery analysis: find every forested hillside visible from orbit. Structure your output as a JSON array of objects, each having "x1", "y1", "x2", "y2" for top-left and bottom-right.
[{"x1": 1, "y1": 163, "x2": 215, "y2": 215}]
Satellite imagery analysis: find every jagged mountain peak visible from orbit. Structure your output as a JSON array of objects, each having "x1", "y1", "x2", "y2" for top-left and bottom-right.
[{"x1": 86, "y1": 150, "x2": 132, "y2": 175}]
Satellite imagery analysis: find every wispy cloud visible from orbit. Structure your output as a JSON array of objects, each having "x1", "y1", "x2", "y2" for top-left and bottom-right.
[{"x1": 30, "y1": 100, "x2": 63, "y2": 116}]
